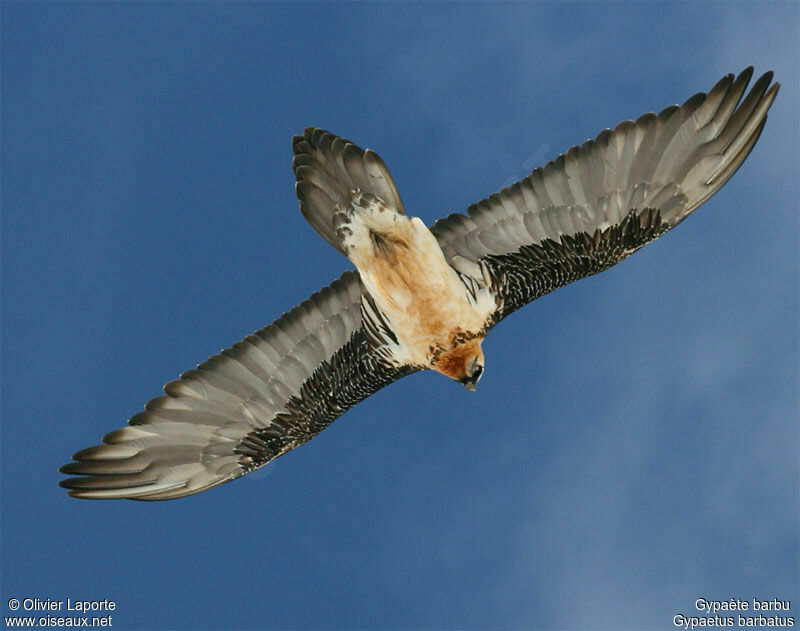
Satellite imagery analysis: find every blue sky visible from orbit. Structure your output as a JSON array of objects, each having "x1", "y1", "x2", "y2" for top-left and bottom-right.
[{"x1": 2, "y1": 2, "x2": 797, "y2": 629}]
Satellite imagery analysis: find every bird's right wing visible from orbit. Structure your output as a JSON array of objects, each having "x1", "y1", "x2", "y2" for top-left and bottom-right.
[
  {"x1": 431, "y1": 68, "x2": 779, "y2": 325},
  {"x1": 59, "y1": 271, "x2": 418, "y2": 500}
]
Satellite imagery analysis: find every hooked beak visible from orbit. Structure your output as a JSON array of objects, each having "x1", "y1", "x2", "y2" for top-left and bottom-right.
[{"x1": 461, "y1": 363, "x2": 483, "y2": 392}]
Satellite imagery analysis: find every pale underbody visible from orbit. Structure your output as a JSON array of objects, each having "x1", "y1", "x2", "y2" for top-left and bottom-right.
[{"x1": 339, "y1": 194, "x2": 497, "y2": 380}]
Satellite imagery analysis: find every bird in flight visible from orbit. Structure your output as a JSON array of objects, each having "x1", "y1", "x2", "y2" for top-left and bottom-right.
[{"x1": 60, "y1": 68, "x2": 779, "y2": 500}]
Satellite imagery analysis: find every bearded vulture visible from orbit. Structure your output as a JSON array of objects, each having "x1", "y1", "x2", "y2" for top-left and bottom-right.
[{"x1": 59, "y1": 67, "x2": 779, "y2": 500}]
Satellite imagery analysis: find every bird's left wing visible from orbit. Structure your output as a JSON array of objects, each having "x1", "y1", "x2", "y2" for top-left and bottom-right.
[
  {"x1": 59, "y1": 271, "x2": 417, "y2": 500},
  {"x1": 431, "y1": 68, "x2": 779, "y2": 325}
]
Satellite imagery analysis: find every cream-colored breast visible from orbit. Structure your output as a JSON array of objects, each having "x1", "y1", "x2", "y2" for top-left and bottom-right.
[{"x1": 349, "y1": 215, "x2": 495, "y2": 367}]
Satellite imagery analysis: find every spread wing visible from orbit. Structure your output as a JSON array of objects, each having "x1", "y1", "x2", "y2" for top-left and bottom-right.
[
  {"x1": 59, "y1": 272, "x2": 417, "y2": 500},
  {"x1": 431, "y1": 67, "x2": 780, "y2": 324}
]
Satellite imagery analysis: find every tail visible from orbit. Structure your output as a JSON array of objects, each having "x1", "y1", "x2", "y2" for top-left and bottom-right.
[{"x1": 292, "y1": 127, "x2": 406, "y2": 254}]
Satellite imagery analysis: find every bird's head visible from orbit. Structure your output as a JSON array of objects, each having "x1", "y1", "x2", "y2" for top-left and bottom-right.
[{"x1": 433, "y1": 337, "x2": 485, "y2": 392}]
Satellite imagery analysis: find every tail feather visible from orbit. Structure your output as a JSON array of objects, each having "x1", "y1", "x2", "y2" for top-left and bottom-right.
[{"x1": 292, "y1": 127, "x2": 405, "y2": 254}]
